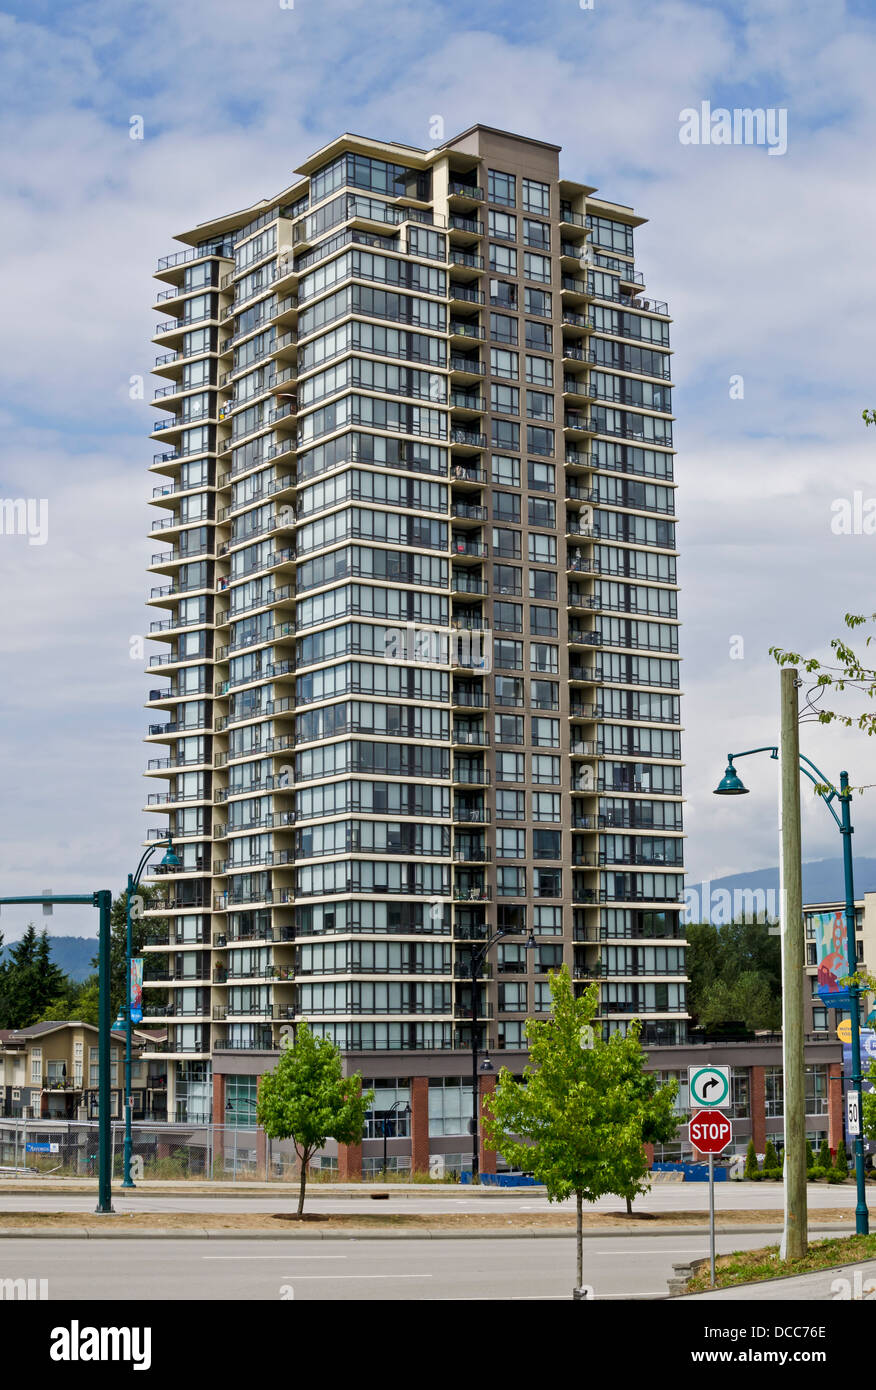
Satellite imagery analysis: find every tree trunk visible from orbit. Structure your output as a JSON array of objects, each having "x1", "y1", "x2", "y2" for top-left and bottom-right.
[
  {"x1": 626, "y1": 1194, "x2": 633, "y2": 1216},
  {"x1": 576, "y1": 1190, "x2": 583, "y2": 1292},
  {"x1": 297, "y1": 1154, "x2": 308, "y2": 1218}
]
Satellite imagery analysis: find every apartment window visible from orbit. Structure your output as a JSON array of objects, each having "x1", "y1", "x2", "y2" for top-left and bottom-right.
[
  {"x1": 533, "y1": 792, "x2": 561, "y2": 822},
  {"x1": 489, "y1": 210, "x2": 517, "y2": 241},
  {"x1": 492, "y1": 419, "x2": 520, "y2": 451},
  {"x1": 529, "y1": 568, "x2": 557, "y2": 599},
  {"x1": 489, "y1": 244, "x2": 517, "y2": 276},
  {"x1": 498, "y1": 1022, "x2": 526, "y2": 1048},
  {"x1": 534, "y1": 829, "x2": 562, "y2": 859},
  {"x1": 530, "y1": 605, "x2": 558, "y2": 637},
  {"x1": 497, "y1": 828, "x2": 526, "y2": 859},
  {"x1": 496, "y1": 790, "x2": 525, "y2": 820},
  {"x1": 497, "y1": 752, "x2": 525, "y2": 782},
  {"x1": 493, "y1": 526, "x2": 521, "y2": 559},
  {"x1": 532, "y1": 754, "x2": 561, "y2": 784},
  {"x1": 524, "y1": 252, "x2": 551, "y2": 284},
  {"x1": 493, "y1": 563, "x2": 522, "y2": 595},
  {"x1": 499, "y1": 982, "x2": 527, "y2": 1012},
  {"x1": 490, "y1": 312, "x2": 518, "y2": 345},
  {"x1": 533, "y1": 982, "x2": 553, "y2": 1012},
  {"x1": 491, "y1": 383, "x2": 520, "y2": 416},
  {"x1": 528, "y1": 533, "x2": 557, "y2": 565},
  {"x1": 526, "y1": 390, "x2": 554, "y2": 422},
  {"x1": 806, "y1": 943, "x2": 817, "y2": 966},
  {"x1": 525, "y1": 321, "x2": 552, "y2": 352},
  {"x1": 812, "y1": 1007, "x2": 829, "y2": 1031},
  {"x1": 523, "y1": 218, "x2": 550, "y2": 250},
  {"x1": 525, "y1": 355, "x2": 553, "y2": 388},
  {"x1": 532, "y1": 716, "x2": 560, "y2": 747},
  {"x1": 532, "y1": 907, "x2": 561, "y2": 939},
  {"x1": 528, "y1": 497, "x2": 556, "y2": 529},
  {"x1": 30, "y1": 1048, "x2": 42, "y2": 1085},
  {"x1": 490, "y1": 278, "x2": 517, "y2": 308},
  {"x1": 531, "y1": 678, "x2": 559, "y2": 710},
  {"x1": 534, "y1": 871, "x2": 562, "y2": 900},
  {"x1": 522, "y1": 178, "x2": 550, "y2": 216},
  {"x1": 495, "y1": 713, "x2": 524, "y2": 743},
  {"x1": 491, "y1": 453, "x2": 521, "y2": 487},
  {"x1": 493, "y1": 600, "x2": 522, "y2": 631},
  {"x1": 493, "y1": 491, "x2": 521, "y2": 524},
  {"x1": 529, "y1": 643, "x2": 557, "y2": 677},
  {"x1": 495, "y1": 675, "x2": 524, "y2": 706},
  {"x1": 527, "y1": 424, "x2": 554, "y2": 456},
  {"x1": 490, "y1": 348, "x2": 519, "y2": 381},
  {"x1": 494, "y1": 638, "x2": 523, "y2": 669},
  {"x1": 497, "y1": 867, "x2": 527, "y2": 897},
  {"x1": 524, "y1": 288, "x2": 552, "y2": 318},
  {"x1": 488, "y1": 169, "x2": 516, "y2": 207},
  {"x1": 528, "y1": 461, "x2": 556, "y2": 496}
]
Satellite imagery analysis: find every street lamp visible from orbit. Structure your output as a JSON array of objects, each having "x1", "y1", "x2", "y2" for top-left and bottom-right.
[
  {"x1": 121, "y1": 839, "x2": 179, "y2": 1189},
  {"x1": 714, "y1": 743, "x2": 869, "y2": 1237},
  {"x1": 380, "y1": 1099, "x2": 412, "y2": 1178},
  {"x1": 468, "y1": 929, "x2": 537, "y2": 1182}
]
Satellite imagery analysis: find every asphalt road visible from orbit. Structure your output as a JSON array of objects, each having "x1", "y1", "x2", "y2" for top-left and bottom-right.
[
  {"x1": 0, "y1": 1182, "x2": 862, "y2": 1216},
  {"x1": 0, "y1": 1232, "x2": 797, "y2": 1301}
]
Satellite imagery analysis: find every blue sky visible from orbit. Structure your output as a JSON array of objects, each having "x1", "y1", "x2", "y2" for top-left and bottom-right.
[{"x1": 1, "y1": 0, "x2": 875, "y2": 937}]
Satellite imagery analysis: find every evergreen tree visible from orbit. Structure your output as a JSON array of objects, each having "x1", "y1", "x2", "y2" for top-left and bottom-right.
[
  {"x1": 744, "y1": 1138, "x2": 759, "y2": 1179},
  {"x1": 763, "y1": 1138, "x2": 780, "y2": 1171},
  {"x1": 834, "y1": 1138, "x2": 848, "y2": 1174},
  {"x1": 818, "y1": 1138, "x2": 832, "y2": 1170}
]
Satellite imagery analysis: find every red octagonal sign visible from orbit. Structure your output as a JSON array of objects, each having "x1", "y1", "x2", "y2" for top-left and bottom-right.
[{"x1": 689, "y1": 1109, "x2": 732, "y2": 1155}]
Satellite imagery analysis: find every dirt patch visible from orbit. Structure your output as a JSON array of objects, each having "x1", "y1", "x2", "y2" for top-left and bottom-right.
[{"x1": 0, "y1": 1207, "x2": 856, "y2": 1232}]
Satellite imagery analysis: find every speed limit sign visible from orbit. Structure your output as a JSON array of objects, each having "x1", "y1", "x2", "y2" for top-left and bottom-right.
[{"x1": 847, "y1": 1090, "x2": 861, "y2": 1137}]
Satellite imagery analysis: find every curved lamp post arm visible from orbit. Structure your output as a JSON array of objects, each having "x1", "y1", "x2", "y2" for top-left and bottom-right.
[{"x1": 727, "y1": 747, "x2": 846, "y2": 830}]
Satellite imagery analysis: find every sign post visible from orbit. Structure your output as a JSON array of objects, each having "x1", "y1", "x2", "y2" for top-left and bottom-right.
[{"x1": 688, "y1": 1096, "x2": 733, "y2": 1289}]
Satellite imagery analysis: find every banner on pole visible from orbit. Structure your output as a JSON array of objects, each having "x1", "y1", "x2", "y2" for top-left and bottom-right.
[
  {"x1": 130, "y1": 957, "x2": 144, "y2": 1025},
  {"x1": 813, "y1": 909, "x2": 854, "y2": 1008}
]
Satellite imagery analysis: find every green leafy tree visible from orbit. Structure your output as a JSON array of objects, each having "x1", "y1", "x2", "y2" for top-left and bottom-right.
[
  {"x1": 744, "y1": 1139, "x2": 759, "y2": 1179},
  {"x1": 38, "y1": 974, "x2": 100, "y2": 1027},
  {"x1": 256, "y1": 1022, "x2": 373, "y2": 1216},
  {"x1": 685, "y1": 921, "x2": 781, "y2": 1034},
  {"x1": 771, "y1": 611, "x2": 876, "y2": 738},
  {"x1": 482, "y1": 968, "x2": 678, "y2": 1293},
  {"x1": 834, "y1": 1138, "x2": 848, "y2": 1174}
]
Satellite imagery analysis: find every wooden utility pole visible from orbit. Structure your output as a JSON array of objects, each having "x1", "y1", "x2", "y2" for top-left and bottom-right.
[{"x1": 779, "y1": 667, "x2": 807, "y2": 1259}]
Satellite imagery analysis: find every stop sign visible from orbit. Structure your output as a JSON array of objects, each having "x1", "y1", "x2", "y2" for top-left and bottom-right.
[{"x1": 689, "y1": 1109, "x2": 732, "y2": 1155}]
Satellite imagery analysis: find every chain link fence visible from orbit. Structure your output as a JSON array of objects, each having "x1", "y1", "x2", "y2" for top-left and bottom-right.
[{"x1": 0, "y1": 1119, "x2": 311, "y2": 1182}]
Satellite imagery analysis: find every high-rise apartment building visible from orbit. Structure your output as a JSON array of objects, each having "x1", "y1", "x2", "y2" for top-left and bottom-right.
[{"x1": 145, "y1": 126, "x2": 686, "y2": 1163}]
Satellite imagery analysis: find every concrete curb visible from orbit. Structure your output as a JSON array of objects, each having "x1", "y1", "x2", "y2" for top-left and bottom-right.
[{"x1": 0, "y1": 1222, "x2": 851, "y2": 1241}]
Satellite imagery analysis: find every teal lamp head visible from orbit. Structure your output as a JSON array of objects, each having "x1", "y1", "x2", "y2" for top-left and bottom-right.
[
  {"x1": 160, "y1": 841, "x2": 181, "y2": 867},
  {"x1": 713, "y1": 760, "x2": 749, "y2": 795}
]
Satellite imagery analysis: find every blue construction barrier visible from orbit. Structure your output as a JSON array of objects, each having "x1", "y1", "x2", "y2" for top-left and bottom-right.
[
  {"x1": 460, "y1": 1172, "x2": 540, "y2": 1186},
  {"x1": 651, "y1": 1161, "x2": 729, "y2": 1182}
]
